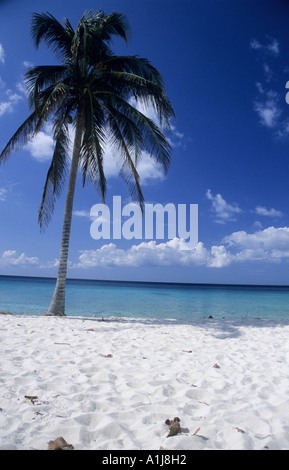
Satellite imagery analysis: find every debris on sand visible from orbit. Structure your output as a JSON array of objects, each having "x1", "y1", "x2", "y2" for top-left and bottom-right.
[
  {"x1": 47, "y1": 436, "x2": 74, "y2": 450},
  {"x1": 165, "y1": 417, "x2": 181, "y2": 437}
]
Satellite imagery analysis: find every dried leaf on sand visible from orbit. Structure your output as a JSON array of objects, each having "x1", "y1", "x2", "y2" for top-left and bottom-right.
[{"x1": 47, "y1": 436, "x2": 74, "y2": 450}]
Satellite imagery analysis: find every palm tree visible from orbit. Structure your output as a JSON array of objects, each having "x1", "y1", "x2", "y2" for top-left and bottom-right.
[{"x1": 0, "y1": 10, "x2": 175, "y2": 316}]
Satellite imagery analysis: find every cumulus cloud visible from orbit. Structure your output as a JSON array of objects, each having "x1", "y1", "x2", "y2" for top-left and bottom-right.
[
  {"x1": 75, "y1": 239, "x2": 234, "y2": 270},
  {"x1": 206, "y1": 189, "x2": 242, "y2": 223},
  {"x1": 223, "y1": 226, "x2": 289, "y2": 264},
  {"x1": 255, "y1": 206, "x2": 283, "y2": 217},
  {"x1": 207, "y1": 245, "x2": 232, "y2": 268},
  {"x1": 4, "y1": 225, "x2": 289, "y2": 271},
  {"x1": 0, "y1": 250, "x2": 39, "y2": 267},
  {"x1": 224, "y1": 226, "x2": 289, "y2": 250},
  {"x1": 26, "y1": 123, "x2": 55, "y2": 162},
  {"x1": 77, "y1": 239, "x2": 208, "y2": 269},
  {"x1": 71, "y1": 226, "x2": 289, "y2": 269},
  {"x1": 135, "y1": 157, "x2": 166, "y2": 182},
  {"x1": 39, "y1": 258, "x2": 60, "y2": 269}
]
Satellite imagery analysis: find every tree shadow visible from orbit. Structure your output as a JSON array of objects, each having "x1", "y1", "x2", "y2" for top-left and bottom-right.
[{"x1": 67, "y1": 314, "x2": 289, "y2": 340}]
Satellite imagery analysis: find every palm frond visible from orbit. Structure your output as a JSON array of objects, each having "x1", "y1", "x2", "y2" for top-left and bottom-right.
[
  {"x1": 85, "y1": 10, "x2": 130, "y2": 44},
  {"x1": 80, "y1": 89, "x2": 107, "y2": 200},
  {"x1": 106, "y1": 108, "x2": 144, "y2": 209},
  {"x1": 104, "y1": 94, "x2": 172, "y2": 173},
  {"x1": 104, "y1": 55, "x2": 164, "y2": 87},
  {"x1": 32, "y1": 82, "x2": 70, "y2": 126},
  {"x1": 98, "y1": 70, "x2": 174, "y2": 128},
  {"x1": 31, "y1": 12, "x2": 74, "y2": 62},
  {"x1": 0, "y1": 110, "x2": 39, "y2": 164},
  {"x1": 25, "y1": 65, "x2": 68, "y2": 109},
  {"x1": 38, "y1": 123, "x2": 70, "y2": 229},
  {"x1": 72, "y1": 10, "x2": 130, "y2": 66}
]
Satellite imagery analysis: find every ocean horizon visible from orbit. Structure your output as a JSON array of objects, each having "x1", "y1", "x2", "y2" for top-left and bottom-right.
[{"x1": 1, "y1": 274, "x2": 289, "y2": 321}]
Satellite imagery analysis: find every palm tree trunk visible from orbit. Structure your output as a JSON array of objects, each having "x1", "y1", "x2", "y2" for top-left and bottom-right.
[{"x1": 46, "y1": 108, "x2": 84, "y2": 316}]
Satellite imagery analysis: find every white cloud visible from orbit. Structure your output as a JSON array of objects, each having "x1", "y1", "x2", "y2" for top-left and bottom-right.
[
  {"x1": 222, "y1": 226, "x2": 289, "y2": 264},
  {"x1": 40, "y1": 258, "x2": 60, "y2": 269},
  {"x1": 254, "y1": 91, "x2": 281, "y2": 128},
  {"x1": 26, "y1": 124, "x2": 55, "y2": 161},
  {"x1": 255, "y1": 82, "x2": 264, "y2": 94},
  {"x1": 73, "y1": 210, "x2": 91, "y2": 218},
  {"x1": 207, "y1": 245, "x2": 232, "y2": 268},
  {"x1": 0, "y1": 45, "x2": 23, "y2": 117},
  {"x1": 268, "y1": 38, "x2": 280, "y2": 56},
  {"x1": 16, "y1": 80, "x2": 27, "y2": 96},
  {"x1": 0, "y1": 101, "x2": 11, "y2": 116},
  {"x1": 71, "y1": 225, "x2": 289, "y2": 270},
  {"x1": 3, "y1": 225, "x2": 289, "y2": 271},
  {"x1": 250, "y1": 37, "x2": 289, "y2": 138},
  {"x1": 0, "y1": 44, "x2": 5, "y2": 64},
  {"x1": 0, "y1": 89, "x2": 22, "y2": 118},
  {"x1": 250, "y1": 38, "x2": 263, "y2": 51},
  {"x1": 255, "y1": 206, "x2": 283, "y2": 217},
  {"x1": 0, "y1": 187, "x2": 8, "y2": 201},
  {"x1": 76, "y1": 238, "x2": 208, "y2": 269},
  {"x1": 0, "y1": 45, "x2": 26, "y2": 118},
  {"x1": 250, "y1": 37, "x2": 280, "y2": 56},
  {"x1": 23, "y1": 60, "x2": 33, "y2": 68},
  {"x1": 263, "y1": 63, "x2": 273, "y2": 82},
  {"x1": 131, "y1": 154, "x2": 166, "y2": 183},
  {"x1": 254, "y1": 90, "x2": 289, "y2": 138},
  {"x1": 206, "y1": 189, "x2": 242, "y2": 223},
  {"x1": 102, "y1": 141, "x2": 166, "y2": 183},
  {"x1": 224, "y1": 226, "x2": 289, "y2": 251},
  {"x1": 0, "y1": 250, "x2": 39, "y2": 267}
]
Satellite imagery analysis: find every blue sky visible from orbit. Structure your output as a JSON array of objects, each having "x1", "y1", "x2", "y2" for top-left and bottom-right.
[{"x1": 1, "y1": 0, "x2": 289, "y2": 285}]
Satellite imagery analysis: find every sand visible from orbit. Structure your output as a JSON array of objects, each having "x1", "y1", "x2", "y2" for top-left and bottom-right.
[{"x1": 1, "y1": 314, "x2": 289, "y2": 450}]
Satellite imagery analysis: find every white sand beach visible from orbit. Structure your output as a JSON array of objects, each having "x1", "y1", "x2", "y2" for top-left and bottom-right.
[{"x1": 1, "y1": 314, "x2": 289, "y2": 450}]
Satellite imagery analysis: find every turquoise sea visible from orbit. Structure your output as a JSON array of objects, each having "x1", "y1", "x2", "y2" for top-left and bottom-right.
[{"x1": 1, "y1": 275, "x2": 289, "y2": 321}]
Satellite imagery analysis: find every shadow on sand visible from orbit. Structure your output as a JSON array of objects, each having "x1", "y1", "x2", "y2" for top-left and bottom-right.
[{"x1": 61, "y1": 313, "x2": 289, "y2": 340}]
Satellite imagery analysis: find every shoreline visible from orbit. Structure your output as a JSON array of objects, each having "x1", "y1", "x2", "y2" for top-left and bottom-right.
[{"x1": 1, "y1": 314, "x2": 289, "y2": 450}]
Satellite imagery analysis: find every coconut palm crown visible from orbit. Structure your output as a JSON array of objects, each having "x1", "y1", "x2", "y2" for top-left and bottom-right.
[{"x1": 0, "y1": 10, "x2": 175, "y2": 315}]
